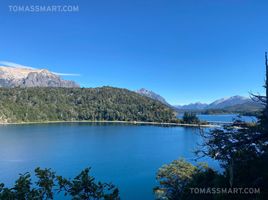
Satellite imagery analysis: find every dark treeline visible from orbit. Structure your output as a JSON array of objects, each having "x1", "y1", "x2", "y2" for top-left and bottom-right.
[
  {"x1": 0, "y1": 86, "x2": 178, "y2": 123},
  {"x1": 201, "y1": 109, "x2": 262, "y2": 116}
]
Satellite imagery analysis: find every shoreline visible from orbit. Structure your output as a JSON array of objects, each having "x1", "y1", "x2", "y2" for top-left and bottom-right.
[{"x1": 0, "y1": 120, "x2": 219, "y2": 128}]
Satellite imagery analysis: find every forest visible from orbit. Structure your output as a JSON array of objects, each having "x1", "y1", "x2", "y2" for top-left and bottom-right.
[{"x1": 0, "y1": 86, "x2": 178, "y2": 123}]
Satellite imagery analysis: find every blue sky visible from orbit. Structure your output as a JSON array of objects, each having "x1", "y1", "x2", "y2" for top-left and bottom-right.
[{"x1": 0, "y1": 0, "x2": 267, "y2": 105}]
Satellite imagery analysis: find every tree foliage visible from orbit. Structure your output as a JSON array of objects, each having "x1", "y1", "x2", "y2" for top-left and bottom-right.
[
  {"x1": 182, "y1": 112, "x2": 200, "y2": 124},
  {"x1": 154, "y1": 159, "x2": 226, "y2": 200},
  {"x1": 0, "y1": 167, "x2": 119, "y2": 200},
  {"x1": 0, "y1": 87, "x2": 178, "y2": 123},
  {"x1": 154, "y1": 159, "x2": 197, "y2": 199}
]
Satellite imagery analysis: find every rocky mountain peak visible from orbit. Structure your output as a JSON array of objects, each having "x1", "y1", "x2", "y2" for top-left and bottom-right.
[
  {"x1": 0, "y1": 66, "x2": 79, "y2": 88},
  {"x1": 136, "y1": 88, "x2": 170, "y2": 106}
]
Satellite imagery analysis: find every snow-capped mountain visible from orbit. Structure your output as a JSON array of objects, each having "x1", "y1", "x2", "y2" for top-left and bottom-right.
[
  {"x1": 206, "y1": 95, "x2": 251, "y2": 109},
  {"x1": 0, "y1": 66, "x2": 79, "y2": 88},
  {"x1": 136, "y1": 88, "x2": 170, "y2": 106},
  {"x1": 175, "y1": 96, "x2": 256, "y2": 110},
  {"x1": 135, "y1": 89, "x2": 259, "y2": 112}
]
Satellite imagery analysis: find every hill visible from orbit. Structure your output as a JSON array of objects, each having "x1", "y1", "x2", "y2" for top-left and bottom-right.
[{"x1": 0, "y1": 87, "x2": 178, "y2": 123}]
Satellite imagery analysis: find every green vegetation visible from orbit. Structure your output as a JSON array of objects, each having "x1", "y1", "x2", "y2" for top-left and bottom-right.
[
  {"x1": 154, "y1": 159, "x2": 226, "y2": 200},
  {"x1": 0, "y1": 87, "x2": 178, "y2": 123},
  {"x1": 201, "y1": 108, "x2": 262, "y2": 117},
  {"x1": 181, "y1": 112, "x2": 200, "y2": 124},
  {"x1": 0, "y1": 167, "x2": 119, "y2": 200},
  {"x1": 154, "y1": 54, "x2": 268, "y2": 199}
]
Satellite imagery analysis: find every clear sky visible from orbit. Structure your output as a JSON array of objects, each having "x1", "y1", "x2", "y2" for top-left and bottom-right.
[{"x1": 0, "y1": 0, "x2": 267, "y2": 105}]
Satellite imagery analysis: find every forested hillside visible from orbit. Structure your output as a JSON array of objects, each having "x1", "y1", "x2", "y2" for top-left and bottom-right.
[{"x1": 0, "y1": 87, "x2": 178, "y2": 123}]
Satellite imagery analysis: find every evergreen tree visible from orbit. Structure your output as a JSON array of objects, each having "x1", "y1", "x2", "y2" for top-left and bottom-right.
[
  {"x1": 182, "y1": 112, "x2": 200, "y2": 124},
  {"x1": 0, "y1": 167, "x2": 119, "y2": 200}
]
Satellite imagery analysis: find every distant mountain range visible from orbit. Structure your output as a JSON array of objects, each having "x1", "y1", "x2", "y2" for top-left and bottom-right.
[
  {"x1": 175, "y1": 102, "x2": 208, "y2": 110},
  {"x1": 175, "y1": 95, "x2": 255, "y2": 110},
  {"x1": 136, "y1": 88, "x2": 263, "y2": 114},
  {"x1": 174, "y1": 95, "x2": 263, "y2": 112},
  {"x1": 0, "y1": 66, "x2": 79, "y2": 88},
  {"x1": 206, "y1": 96, "x2": 250, "y2": 109}
]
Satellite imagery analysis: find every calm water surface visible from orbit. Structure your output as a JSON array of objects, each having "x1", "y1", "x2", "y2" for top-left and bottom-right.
[
  {"x1": 178, "y1": 113, "x2": 257, "y2": 122},
  {"x1": 0, "y1": 123, "x2": 219, "y2": 200}
]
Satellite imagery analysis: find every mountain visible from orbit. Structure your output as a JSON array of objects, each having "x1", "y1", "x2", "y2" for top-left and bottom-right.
[
  {"x1": 0, "y1": 66, "x2": 79, "y2": 88},
  {"x1": 206, "y1": 95, "x2": 250, "y2": 109},
  {"x1": 175, "y1": 95, "x2": 263, "y2": 113},
  {"x1": 221, "y1": 101, "x2": 264, "y2": 113},
  {"x1": 136, "y1": 90, "x2": 261, "y2": 114},
  {"x1": 0, "y1": 87, "x2": 178, "y2": 123},
  {"x1": 136, "y1": 88, "x2": 170, "y2": 106},
  {"x1": 174, "y1": 102, "x2": 208, "y2": 110}
]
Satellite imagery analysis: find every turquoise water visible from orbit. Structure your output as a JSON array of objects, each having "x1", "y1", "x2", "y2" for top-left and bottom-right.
[{"x1": 0, "y1": 123, "x2": 219, "y2": 200}]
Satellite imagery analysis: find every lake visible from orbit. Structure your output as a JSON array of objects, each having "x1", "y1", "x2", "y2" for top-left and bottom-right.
[
  {"x1": 177, "y1": 113, "x2": 257, "y2": 123},
  {"x1": 0, "y1": 122, "x2": 219, "y2": 200}
]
